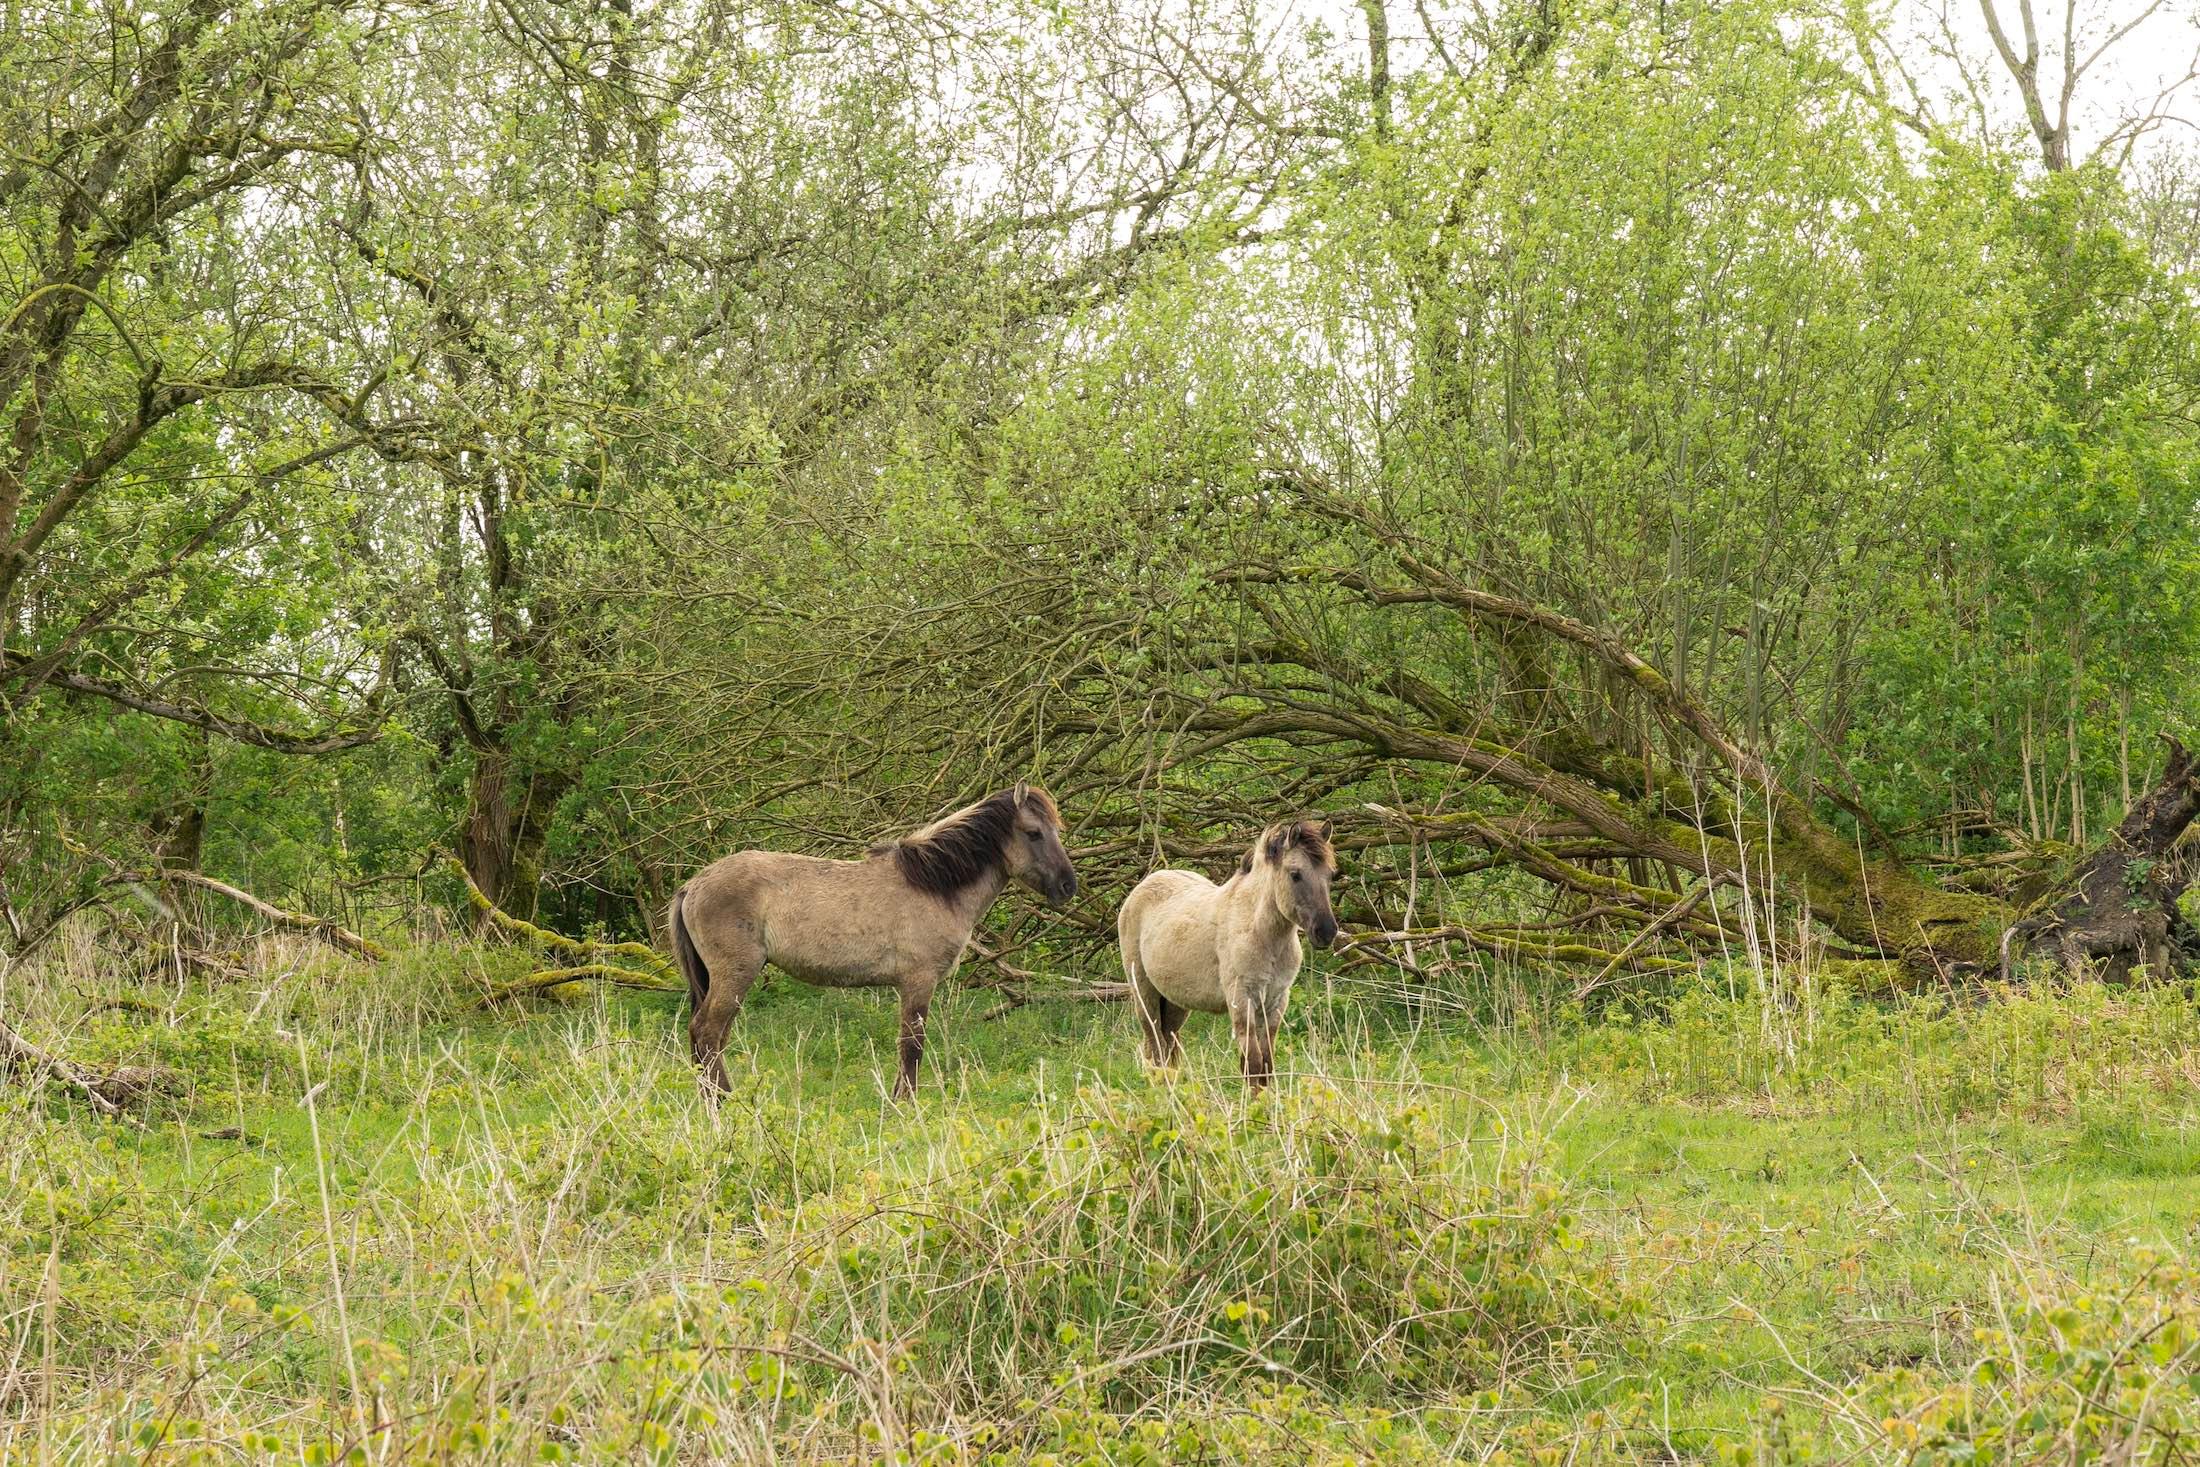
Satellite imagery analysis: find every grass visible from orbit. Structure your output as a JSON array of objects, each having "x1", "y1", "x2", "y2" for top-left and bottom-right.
[{"x1": 7, "y1": 933, "x2": 2200, "y2": 1462}]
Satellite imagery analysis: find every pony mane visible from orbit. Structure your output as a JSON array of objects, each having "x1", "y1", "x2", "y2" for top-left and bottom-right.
[
  {"x1": 882, "y1": 787, "x2": 1057, "y2": 899},
  {"x1": 1238, "y1": 819, "x2": 1336, "y2": 875}
]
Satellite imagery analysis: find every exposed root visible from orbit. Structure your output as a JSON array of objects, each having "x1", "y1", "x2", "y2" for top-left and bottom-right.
[
  {"x1": 1998, "y1": 736, "x2": 2200, "y2": 984},
  {"x1": 442, "y1": 856, "x2": 680, "y2": 997},
  {"x1": 0, "y1": 1014, "x2": 179, "y2": 1117}
]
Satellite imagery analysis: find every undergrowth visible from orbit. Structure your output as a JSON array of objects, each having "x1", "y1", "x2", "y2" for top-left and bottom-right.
[{"x1": 4, "y1": 936, "x2": 2200, "y2": 1461}]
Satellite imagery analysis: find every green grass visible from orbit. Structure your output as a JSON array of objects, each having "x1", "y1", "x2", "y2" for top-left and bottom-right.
[{"x1": 8, "y1": 940, "x2": 2200, "y2": 1462}]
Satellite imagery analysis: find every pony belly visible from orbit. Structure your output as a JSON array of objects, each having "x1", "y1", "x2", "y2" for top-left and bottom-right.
[
  {"x1": 1140, "y1": 940, "x2": 1230, "y2": 1013},
  {"x1": 1157, "y1": 978, "x2": 1229, "y2": 1014},
  {"x1": 715, "y1": 852, "x2": 956, "y2": 988},
  {"x1": 758, "y1": 903, "x2": 937, "y2": 988},
  {"x1": 1123, "y1": 888, "x2": 1224, "y2": 1012},
  {"x1": 767, "y1": 950, "x2": 900, "y2": 988}
]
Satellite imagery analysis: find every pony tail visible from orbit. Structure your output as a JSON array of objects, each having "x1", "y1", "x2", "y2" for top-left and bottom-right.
[{"x1": 670, "y1": 889, "x2": 710, "y2": 1015}]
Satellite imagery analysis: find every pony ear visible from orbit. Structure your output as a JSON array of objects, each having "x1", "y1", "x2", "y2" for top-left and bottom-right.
[
  {"x1": 1013, "y1": 780, "x2": 1031, "y2": 808},
  {"x1": 1264, "y1": 829, "x2": 1285, "y2": 862},
  {"x1": 1314, "y1": 819, "x2": 1333, "y2": 843}
]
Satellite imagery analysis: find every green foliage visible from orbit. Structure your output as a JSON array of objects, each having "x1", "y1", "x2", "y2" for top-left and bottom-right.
[
  {"x1": 824, "y1": 1079, "x2": 1638, "y2": 1401},
  {"x1": 7, "y1": 0, "x2": 2200, "y2": 978},
  {"x1": 12, "y1": 0, "x2": 2200, "y2": 1460},
  {"x1": 1851, "y1": 168, "x2": 2200, "y2": 839},
  {"x1": 1547, "y1": 976, "x2": 2200, "y2": 1119},
  {"x1": 1713, "y1": 1248, "x2": 2200, "y2": 1464}
]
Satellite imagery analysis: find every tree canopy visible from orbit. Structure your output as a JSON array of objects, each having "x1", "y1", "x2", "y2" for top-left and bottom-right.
[{"x1": 5, "y1": 0, "x2": 2198, "y2": 996}]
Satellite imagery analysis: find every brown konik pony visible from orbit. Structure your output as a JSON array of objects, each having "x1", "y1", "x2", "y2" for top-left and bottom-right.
[{"x1": 668, "y1": 784, "x2": 1077, "y2": 1099}]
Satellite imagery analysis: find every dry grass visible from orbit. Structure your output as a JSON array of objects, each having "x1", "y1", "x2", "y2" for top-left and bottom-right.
[{"x1": 6, "y1": 929, "x2": 2200, "y2": 1462}]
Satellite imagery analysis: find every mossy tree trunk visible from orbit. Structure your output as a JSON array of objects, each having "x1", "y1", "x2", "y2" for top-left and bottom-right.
[
  {"x1": 2000, "y1": 738, "x2": 2200, "y2": 982},
  {"x1": 459, "y1": 744, "x2": 566, "y2": 928}
]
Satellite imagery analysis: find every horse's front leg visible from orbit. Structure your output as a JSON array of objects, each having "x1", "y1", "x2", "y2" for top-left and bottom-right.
[
  {"x1": 1244, "y1": 1013, "x2": 1277, "y2": 1091},
  {"x1": 1225, "y1": 988, "x2": 1274, "y2": 1091},
  {"x1": 893, "y1": 974, "x2": 939, "y2": 1102}
]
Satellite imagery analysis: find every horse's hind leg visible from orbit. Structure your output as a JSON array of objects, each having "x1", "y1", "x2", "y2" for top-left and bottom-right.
[
  {"x1": 690, "y1": 928, "x2": 764, "y2": 1098},
  {"x1": 1122, "y1": 911, "x2": 1184, "y2": 1071},
  {"x1": 893, "y1": 975, "x2": 939, "y2": 1102},
  {"x1": 1128, "y1": 960, "x2": 1166, "y2": 1065},
  {"x1": 1154, "y1": 998, "x2": 1187, "y2": 1069},
  {"x1": 1131, "y1": 969, "x2": 1184, "y2": 1069}
]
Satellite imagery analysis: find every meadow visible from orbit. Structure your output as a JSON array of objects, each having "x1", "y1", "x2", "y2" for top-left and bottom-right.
[
  {"x1": 8, "y1": 934, "x2": 2200, "y2": 1464},
  {"x1": 12, "y1": 0, "x2": 2200, "y2": 1457}
]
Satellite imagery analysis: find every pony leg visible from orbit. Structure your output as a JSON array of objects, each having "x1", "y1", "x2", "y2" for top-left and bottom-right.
[
  {"x1": 893, "y1": 976, "x2": 938, "y2": 1102},
  {"x1": 1226, "y1": 991, "x2": 1272, "y2": 1091},
  {"x1": 690, "y1": 938, "x2": 762, "y2": 1099},
  {"x1": 1129, "y1": 964, "x2": 1183, "y2": 1069},
  {"x1": 1243, "y1": 1022, "x2": 1275, "y2": 1090},
  {"x1": 1256, "y1": 1006, "x2": 1285, "y2": 1087},
  {"x1": 1228, "y1": 989, "x2": 1282, "y2": 1091},
  {"x1": 1153, "y1": 997, "x2": 1187, "y2": 1069}
]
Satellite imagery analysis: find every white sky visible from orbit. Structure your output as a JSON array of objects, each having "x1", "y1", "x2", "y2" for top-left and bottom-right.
[
  {"x1": 1288, "y1": 0, "x2": 2200, "y2": 173},
  {"x1": 1894, "y1": 0, "x2": 2200, "y2": 167}
]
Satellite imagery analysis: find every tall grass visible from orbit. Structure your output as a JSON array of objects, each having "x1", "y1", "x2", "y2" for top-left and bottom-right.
[
  {"x1": 7, "y1": 925, "x2": 2200, "y2": 1462},
  {"x1": 0, "y1": 932, "x2": 1634, "y2": 1463}
]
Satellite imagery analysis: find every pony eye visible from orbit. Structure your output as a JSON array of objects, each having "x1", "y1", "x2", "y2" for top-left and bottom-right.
[{"x1": 1026, "y1": 829, "x2": 1041, "y2": 841}]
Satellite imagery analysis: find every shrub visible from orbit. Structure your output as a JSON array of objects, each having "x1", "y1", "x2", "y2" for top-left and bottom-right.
[
  {"x1": 803, "y1": 1078, "x2": 1643, "y2": 1412},
  {"x1": 1712, "y1": 1246, "x2": 2200, "y2": 1466},
  {"x1": 1844, "y1": 1246, "x2": 2200, "y2": 1465}
]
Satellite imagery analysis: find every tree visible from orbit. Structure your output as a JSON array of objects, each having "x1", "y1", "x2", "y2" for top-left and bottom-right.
[{"x1": 742, "y1": 0, "x2": 2200, "y2": 992}]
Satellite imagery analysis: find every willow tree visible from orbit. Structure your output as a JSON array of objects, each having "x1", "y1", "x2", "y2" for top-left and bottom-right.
[
  {"x1": 1202, "y1": 0, "x2": 2200, "y2": 983},
  {"x1": 751, "y1": 0, "x2": 2200, "y2": 991},
  {"x1": 522, "y1": 0, "x2": 1317, "y2": 925}
]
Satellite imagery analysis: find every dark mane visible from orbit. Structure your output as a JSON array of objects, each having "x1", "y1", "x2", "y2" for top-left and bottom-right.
[
  {"x1": 1290, "y1": 820, "x2": 1337, "y2": 868},
  {"x1": 883, "y1": 788, "x2": 1055, "y2": 899},
  {"x1": 1240, "y1": 819, "x2": 1336, "y2": 875}
]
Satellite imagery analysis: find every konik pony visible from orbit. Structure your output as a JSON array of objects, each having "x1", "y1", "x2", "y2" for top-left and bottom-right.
[
  {"x1": 669, "y1": 784, "x2": 1078, "y2": 1099},
  {"x1": 1116, "y1": 820, "x2": 1338, "y2": 1088}
]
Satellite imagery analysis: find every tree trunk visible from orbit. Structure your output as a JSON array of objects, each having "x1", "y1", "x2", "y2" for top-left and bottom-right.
[
  {"x1": 458, "y1": 747, "x2": 564, "y2": 926},
  {"x1": 2002, "y1": 736, "x2": 2200, "y2": 982},
  {"x1": 151, "y1": 726, "x2": 211, "y2": 933}
]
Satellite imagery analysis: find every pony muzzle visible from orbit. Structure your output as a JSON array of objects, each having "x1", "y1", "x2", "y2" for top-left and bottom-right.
[{"x1": 1310, "y1": 916, "x2": 1339, "y2": 949}]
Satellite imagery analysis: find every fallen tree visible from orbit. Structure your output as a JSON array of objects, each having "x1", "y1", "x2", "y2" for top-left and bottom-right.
[
  {"x1": 0, "y1": 1016, "x2": 173, "y2": 1117},
  {"x1": 105, "y1": 869, "x2": 390, "y2": 962},
  {"x1": 0, "y1": 864, "x2": 380, "y2": 1113},
  {"x1": 441, "y1": 856, "x2": 680, "y2": 1000},
  {"x1": 991, "y1": 483, "x2": 2199, "y2": 991},
  {"x1": 2001, "y1": 738, "x2": 2200, "y2": 982}
]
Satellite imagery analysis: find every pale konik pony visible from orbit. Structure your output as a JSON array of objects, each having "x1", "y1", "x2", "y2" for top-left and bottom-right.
[
  {"x1": 1116, "y1": 820, "x2": 1339, "y2": 1089},
  {"x1": 669, "y1": 785, "x2": 1078, "y2": 1099}
]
